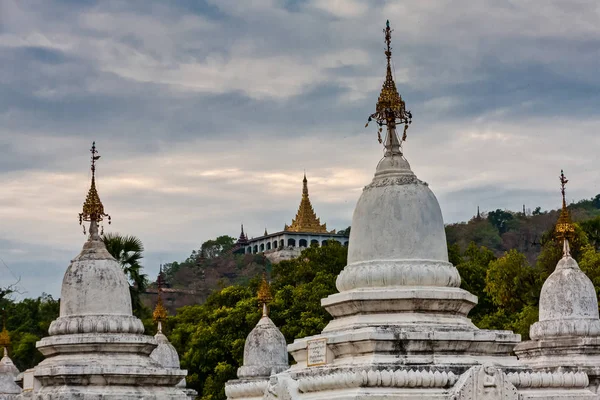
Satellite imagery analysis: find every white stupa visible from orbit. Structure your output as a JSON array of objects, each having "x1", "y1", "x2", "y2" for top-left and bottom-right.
[
  {"x1": 226, "y1": 277, "x2": 288, "y2": 400},
  {"x1": 28, "y1": 143, "x2": 188, "y2": 399},
  {"x1": 258, "y1": 21, "x2": 598, "y2": 400},
  {"x1": 149, "y1": 273, "x2": 198, "y2": 399},
  {"x1": 0, "y1": 327, "x2": 22, "y2": 399},
  {"x1": 516, "y1": 173, "x2": 600, "y2": 393}
]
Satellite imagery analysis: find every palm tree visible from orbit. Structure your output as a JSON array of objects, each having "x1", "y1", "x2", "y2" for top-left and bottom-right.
[{"x1": 102, "y1": 233, "x2": 149, "y2": 317}]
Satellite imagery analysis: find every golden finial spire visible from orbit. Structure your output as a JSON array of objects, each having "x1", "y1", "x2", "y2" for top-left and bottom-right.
[
  {"x1": 153, "y1": 265, "x2": 168, "y2": 332},
  {"x1": 365, "y1": 20, "x2": 412, "y2": 156},
  {"x1": 555, "y1": 170, "x2": 575, "y2": 242},
  {"x1": 79, "y1": 142, "x2": 111, "y2": 236},
  {"x1": 285, "y1": 173, "x2": 328, "y2": 233},
  {"x1": 0, "y1": 308, "x2": 10, "y2": 352},
  {"x1": 257, "y1": 273, "x2": 273, "y2": 317}
]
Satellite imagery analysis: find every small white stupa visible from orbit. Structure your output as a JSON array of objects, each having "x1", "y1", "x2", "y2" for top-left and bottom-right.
[
  {"x1": 516, "y1": 172, "x2": 600, "y2": 393},
  {"x1": 29, "y1": 142, "x2": 188, "y2": 399},
  {"x1": 260, "y1": 21, "x2": 598, "y2": 400},
  {"x1": 149, "y1": 268, "x2": 198, "y2": 399},
  {"x1": 0, "y1": 325, "x2": 22, "y2": 399},
  {"x1": 226, "y1": 276, "x2": 288, "y2": 400}
]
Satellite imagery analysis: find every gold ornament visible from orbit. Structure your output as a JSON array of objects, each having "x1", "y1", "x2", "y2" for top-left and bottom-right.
[
  {"x1": 365, "y1": 20, "x2": 412, "y2": 155},
  {"x1": 79, "y1": 142, "x2": 111, "y2": 234},
  {"x1": 555, "y1": 170, "x2": 575, "y2": 240}
]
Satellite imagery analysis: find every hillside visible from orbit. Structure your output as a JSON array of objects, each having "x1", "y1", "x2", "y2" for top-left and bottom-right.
[{"x1": 143, "y1": 194, "x2": 600, "y2": 313}]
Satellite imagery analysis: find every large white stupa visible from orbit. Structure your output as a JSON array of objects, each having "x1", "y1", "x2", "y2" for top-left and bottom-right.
[
  {"x1": 256, "y1": 21, "x2": 598, "y2": 400},
  {"x1": 25, "y1": 143, "x2": 188, "y2": 399}
]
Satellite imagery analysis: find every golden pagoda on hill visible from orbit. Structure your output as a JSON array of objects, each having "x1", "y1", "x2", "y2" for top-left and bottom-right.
[
  {"x1": 285, "y1": 173, "x2": 329, "y2": 234},
  {"x1": 233, "y1": 174, "x2": 349, "y2": 262}
]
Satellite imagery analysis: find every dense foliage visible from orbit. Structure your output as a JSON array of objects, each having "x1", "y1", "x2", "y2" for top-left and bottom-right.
[{"x1": 168, "y1": 240, "x2": 348, "y2": 400}]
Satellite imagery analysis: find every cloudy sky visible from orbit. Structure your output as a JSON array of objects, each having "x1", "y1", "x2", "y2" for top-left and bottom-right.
[{"x1": 1, "y1": 0, "x2": 599, "y2": 298}]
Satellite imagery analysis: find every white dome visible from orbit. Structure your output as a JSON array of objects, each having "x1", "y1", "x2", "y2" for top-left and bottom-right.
[
  {"x1": 48, "y1": 224, "x2": 144, "y2": 335},
  {"x1": 0, "y1": 350, "x2": 21, "y2": 396},
  {"x1": 151, "y1": 331, "x2": 181, "y2": 370},
  {"x1": 237, "y1": 314, "x2": 288, "y2": 379},
  {"x1": 530, "y1": 245, "x2": 600, "y2": 340},
  {"x1": 337, "y1": 154, "x2": 460, "y2": 292}
]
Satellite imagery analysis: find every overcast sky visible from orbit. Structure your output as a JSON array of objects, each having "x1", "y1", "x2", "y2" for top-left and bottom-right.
[{"x1": 1, "y1": 0, "x2": 599, "y2": 299}]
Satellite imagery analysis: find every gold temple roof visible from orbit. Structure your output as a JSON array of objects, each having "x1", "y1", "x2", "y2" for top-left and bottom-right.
[
  {"x1": 555, "y1": 170, "x2": 575, "y2": 240},
  {"x1": 284, "y1": 174, "x2": 328, "y2": 234}
]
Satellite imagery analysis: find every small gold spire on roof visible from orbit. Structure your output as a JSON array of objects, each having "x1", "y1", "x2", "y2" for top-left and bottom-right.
[
  {"x1": 365, "y1": 20, "x2": 412, "y2": 156},
  {"x1": 285, "y1": 173, "x2": 328, "y2": 233},
  {"x1": 555, "y1": 170, "x2": 575, "y2": 241},
  {"x1": 0, "y1": 309, "x2": 9, "y2": 349},
  {"x1": 79, "y1": 142, "x2": 111, "y2": 234},
  {"x1": 257, "y1": 273, "x2": 273, "y2": 316},
  {"x1": 153, "y1": 265, "x2": 168, "y2": 331}
]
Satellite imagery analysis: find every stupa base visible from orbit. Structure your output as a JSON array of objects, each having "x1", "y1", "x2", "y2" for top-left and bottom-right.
[{"x1": 32, "y1": 385, "x2": 187, "y2": 400}]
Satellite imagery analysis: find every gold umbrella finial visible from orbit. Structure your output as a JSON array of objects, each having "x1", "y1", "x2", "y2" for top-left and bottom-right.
[
  {"x1": 555, "y1": 169, "x2": 575, "y2": 243},
  {"x1": 0, "y1": 308, "x2": 10, "y2": 352},
  {"x1": 365, "y1": 20, "x2": 412, "y2": 156},
  {"x1": 257, "y1": 273, "x2": 273, "y2": 317},
  {"x1": 153, "y1": 265, "x2": 168, "y2": 332},
  {"x1": 79, "y1": 142, "x2": 111, "y2": 236}
]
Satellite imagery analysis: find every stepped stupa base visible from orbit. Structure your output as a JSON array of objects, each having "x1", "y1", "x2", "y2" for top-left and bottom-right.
[{"x1": 33, "y1": 385, "x2": 188, "y2": 399}]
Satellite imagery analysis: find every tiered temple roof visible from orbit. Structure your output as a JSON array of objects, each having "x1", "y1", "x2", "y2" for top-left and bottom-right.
[{"x1": 284, "y1": 174, "x2": 329, "y2": 234}]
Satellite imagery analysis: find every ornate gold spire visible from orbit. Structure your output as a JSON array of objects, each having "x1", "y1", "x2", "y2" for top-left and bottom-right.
[
  {"x1": 153, "y1": 265, "x2": 168, "y2": 332},
  {"x1": 257, "y1": 273, "x2": 273, "y2": 317},
  {"x1": 0, "y1": 309, "x2": 10, "y2": 350},
  {"x1": 555, "y1": 170, "x2": 575, "y2": 241},
  {"x1": 79, "y1": 142, "x2": 111, "y2": 234},
  {"x1": 284, "y1": 173, "x2": 328, "y2": 233},
  {"x1": 365, "y1": 20, "x2": 412, "y2": 156}
]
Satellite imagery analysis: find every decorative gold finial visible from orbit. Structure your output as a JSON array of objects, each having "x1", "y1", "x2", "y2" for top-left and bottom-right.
[
  {"x1": 153, "y1": 265, "x2": 168, "y2": 331},
  {"x1": 79, "y1": 142, "x2": 111, "y2": 235},
  {"x1": 257, "y1": 273, "x2": 273, "y2": 317},
  {"x1": 0, "y1": 308, "x2": 10, "y2": 350},
  {"x1": 285, "y1": 173, "x2": 329, "y2": 233},
  {"x1": 365, "y1": 20, "x2": 412, "y2": 156},
  {"x1": 555, "y1": 170, "x2": 575, "y2": 241}
]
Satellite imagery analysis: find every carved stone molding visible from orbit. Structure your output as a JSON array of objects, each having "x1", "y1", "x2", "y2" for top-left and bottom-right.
[
  {"x1": 297, "y1": 368, "x2": 458, "y2": 393},
  {"x1": 48, "y1": 314, "x2": 145, "y2": 335},
  {"x1": 506, "y1": 370, "x2": 589, "y2": 388},
  {"x1": 364, "y1": 175, "x2": 427, "y2": 190},
  {"x1": 336, "y1": 259, "x2": 461, "y2": 292},
  {"x1": 530, "y1": 319, "x2": 600, "y2": 340},
  {"x1": 451, "y1": 366, "x2": 517, "y2": 400},
  {"x1": 225, "y1": 380, "x2": 268, "y2": 398}
]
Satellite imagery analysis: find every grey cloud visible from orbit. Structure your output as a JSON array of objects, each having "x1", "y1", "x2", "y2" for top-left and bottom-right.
[{"x1": 1, "y1": 0, "x2": 600, "y2": 298}]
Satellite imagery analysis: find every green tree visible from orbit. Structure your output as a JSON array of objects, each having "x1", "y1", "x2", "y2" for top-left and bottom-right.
[
  {"x1": 487, "y1": 209, "x2": 514, "y2": 234},
  {"x1": 455, "y1": 243, "x2": 496, "y2": 322},
  {"x1": 581, "y1": 216, "x2": 600, "y2": 251},
  {"x1": 102, "y1": 233, "x2": 149, "y2": 318},
  {"x1": 201, "y1": 236, "x2": 236, "y2": 259},
  {"x1": 485, "y1": 249, "x2": 535, "y2": 314}
]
